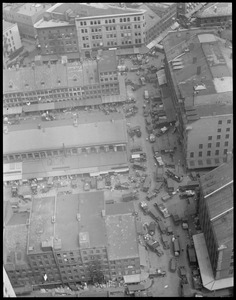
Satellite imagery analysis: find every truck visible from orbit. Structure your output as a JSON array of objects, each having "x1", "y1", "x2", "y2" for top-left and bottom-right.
[
  {"x1": 130, "y1": 152, "x2": 147, "y2": 163},
  {"x1": 179, "y1": 180, "x2": 199, "y2": 192},
  {"x1": 142, "y1": 176, "x2": 151, "y2": 192},
  {"x1": 156, "y1": 167, "x2": 164, "y2": 182},
  {"x1": 152, "y1": 144, "x2": 159, "y2": 156},
  {"x1": 166, "y1": 169, "x2": 182, "y2": 183},
  {"x1": 153, "y1": 182, "x2": 163, "y2": 193},
  {"x1": 154, "y1": 156, "x2": 164, "y2": 166},
  {"x1": 131, "y1": 145, "x2": 142, "y2": 152},
  {"x1": 161, "y1": 233, "x2": 170, "y2": 249},
  {"x1": 173, "y1": 238, "x2": 180, "y2": 256},
  {"x1": 149, "y1": 133, "x2": 156, "y2": 143},
  {"x1": 167, "y1": 225, "x2": 173, "y2": 235},
  {"x1": 129, "y1": 126, "x2": 141, "y2": 138},
  {"x1": 146, "y1": 193, "x2": 157, "y2": 201},
  {"x1": 148, "y1": 207, "x2": 162, "y2": 222},
  {"x1": 132, "y1": 163, "x2": 146, "y2": 171},
  {"x1": 154, "y1": 203, "x2": 170, "y2": 218},
  {"x1": 122, "y1": 192, "x2": 138, "y2": 202},
  {"x1": 149, "y1": 268, "x2": 166, "y2": 278},
  {"x1": 144, "y1": 90, "x2": 149, "y2": 99},
  {"x1": 158, "y1": 220, "x2": 166, "y2": 234},
  {"x1": 166, "y1": 178, "x2": 175, "y2": 193},
  {"x1": 148, "y1": 222, "x2": 156, "y2": 236},
  {"x1": 169, "y1": 257, "x2": 177, "y2": 272},
  {"x1": 172, "y1": 213, "x2": 181, "y2": 225},
  {"x1": 161, "y1": 193, "x2": 172, "y2": 202},
  {"x1": 179, "y1": 190, "x2": 195, "y2": 199},
  {"x1": 139, "y1": 201, "x2": 149, "y2": 215},
  {"x1": 146, "y1": 239, "x2": 163, "y2": 256},
  {"x1": 11, "y1": 185, "x2": 18, "y2": 197}
]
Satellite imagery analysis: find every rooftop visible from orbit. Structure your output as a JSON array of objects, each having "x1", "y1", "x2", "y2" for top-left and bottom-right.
[
  {"x1": 50, "y1": 3, "x2": 144, "y2": 18},
  {"x1": 138, "y1": 4, "x2": 161, "y2": 31},
  {"x1": 3, "y1": 60, "x2": 99, "y2": 94},
  {"x1": 4, "y1": 3, "x2": 51, "y2": 17},
  {"x1": 105, "y1": 213, "x2": 139, "y2": 261},
  {"x1": 3, "y1": 20, "x2": 16, "y2": 32},
  {"x1": 97, "y1": 50, "x2": 117, "y2": 73},
  {"x1": 78, "y1": 192, "x2": 107, "y2": 248},
  {"x1": 196, "y1": 3, "x2": 232, "y2": 18},
  {"x1": 28, "y1": 196, "x2": 56, "y2": 254},
  {"x1": 55, "y1": 192, "x2": 106, "y2": 251},
  {"x1": 106, "y1": 202, "x2": 135, "y2": 215},
  {"x1": 3, "y1": 117, "x2": 128, "y2": 154},
  {"x1": 163, "y1": 28, "x2": 232, "y2": 113}
]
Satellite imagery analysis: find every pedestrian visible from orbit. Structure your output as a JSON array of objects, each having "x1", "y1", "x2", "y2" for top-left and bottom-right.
[{"x1": 182, "y1": 248, "x2": 184, "y2": 252}]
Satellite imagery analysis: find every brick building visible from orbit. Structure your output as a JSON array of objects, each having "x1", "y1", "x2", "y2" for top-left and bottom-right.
[
  {"x1": 4, "y1": 192, "x2": 140, "y2": 289},
  {"x1": 3, "y1": 21, "x2": 23, "y2": 64},
  {"x1": 34, "y1": 3, "x2": 145, "y2": 58},
  {"x1": 3, "y1": 3, "x2": 52, "y2": 39},
  {"x1": 162, "y1": 29, "x2": 233, "y2": 170},
  {"x1": 3, "y1": 50, "x2": 126, "y2": 116},
  {"x1": 196, "y1": 3, "x2": 232, "y2": 28},
  {"x1": 193, "y1": 158, "x2": 233, "y2": 290}
]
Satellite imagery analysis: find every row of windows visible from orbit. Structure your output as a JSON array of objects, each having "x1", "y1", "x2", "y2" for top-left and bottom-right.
[
  {"x1": 190, "y1": 148, "x2": 229, "y2": 158},
  {"x1": 80, "y1": 16, "x2": 142, "y2": 27},
  {"x1": 189, "y1": 157, "x2": 228, "y2": 167},
  {"x1": 218, "y1": 119, "x2": 232, "y2": 125},
  {"x1": 199, "y1": 141, "x2": 229, "y2": 149},
  {"x1": 208, "y1": 134, "x2": 230, "y2": 140}
]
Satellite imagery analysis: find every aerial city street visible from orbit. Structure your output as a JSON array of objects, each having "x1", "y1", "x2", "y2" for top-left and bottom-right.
[{"x1": 3, "y1": 2, "x2": 233, "y2": 298}]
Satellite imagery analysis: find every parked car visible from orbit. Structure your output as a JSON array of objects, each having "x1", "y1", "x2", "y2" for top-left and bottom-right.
[
  {"x1": 170, "y1": 257, "x2": 177, "y2": 272},
  {"x1": 139, "y1": 201, "x2": 149, "y2": 215},
  {"x1": 148, "y1": 222, "x2": 156, "y2": 236}
]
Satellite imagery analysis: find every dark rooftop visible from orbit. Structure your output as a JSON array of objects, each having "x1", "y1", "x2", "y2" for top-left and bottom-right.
[
  {"x1": 28, "y1": 196, "x2": 56, "y2": 254},
  {"x1": 106, "y1": 202, "x2": 135, "y2": 215}
]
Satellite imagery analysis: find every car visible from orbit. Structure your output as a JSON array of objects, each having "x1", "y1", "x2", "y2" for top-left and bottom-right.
[
  {"x1": 148, "y1": 222, "x2": 156, "y2": 236},
  {"x1": 139, "y1": 201, "x2": 149, "y2": 215},
  {"x1": 170, "y1": 257, "x2": 177, "y2": 272},
  {"x1": 146, "y1": 193, "x2": 157, "y2": 201}
]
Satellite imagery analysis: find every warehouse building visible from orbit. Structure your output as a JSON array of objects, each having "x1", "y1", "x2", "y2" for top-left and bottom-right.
[
  {"x1": 162, "y1": 28, "x2": 233, "y2": 170},
  {"x1": 3, "y1": 3, "x2": 52, "y2": 39},
  {"x1": 193, "y1": 157, "x2": 233, "y2": 290},
  {"x1": 3, "y1": 114, "x2": 128, "y2": 181},
  {"x1": 3, "y1": 49, "x2": 126, "y2": 115},
  {"x1": 196, "y1": 3, "x2": 232, "y2": 28},
  {"x1": 34, "y1": 3, "x2": 145, "y2": 58},
  {"x1": 4, "y1": 192, "x2": 140, "y2": 288}
]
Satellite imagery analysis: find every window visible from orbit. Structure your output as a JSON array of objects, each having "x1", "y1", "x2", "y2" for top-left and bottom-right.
[
  {"x1": 190, "y1": 152, "x2": 194, "y2": 158},
  {"x1": 225, "y1": 134, "x2": 230, "y2": 139},
  {"x1": 207, "y1": 151, "x2": 211, "y2": 156},
  {"x1": 216, "y1": 142, "x2": 220, "y2": 147},
  {"x1": 218, "y1": 120, "x2": 222, "y2": 125},
  {"x1": 207, "y1": 143, "x2": 212, "y2": 148},
  {"x1": 198, "y1": 152, "x2": 202, "y2": 157},
  {"x1": 208, "y1": 136, "x2": 212, "y2": 140},
  {"x1": 199, "y1": 144, "x2": 203, "y2": 149},
  {"x1": 215, "y1": 150, "x2": 219, "y2": 155},
  {"x1": 227, "y1": 119, "x2": 231, "y2": 124},
  {"x1": 217, "y1": 128, "x2": 221, "y2": 133},
  {"x1": 217, "y1": 135, "x2": 221, "y2": 140},
  {"x1": 226, "y1": 128, "x2": 230, "y2": 132}
]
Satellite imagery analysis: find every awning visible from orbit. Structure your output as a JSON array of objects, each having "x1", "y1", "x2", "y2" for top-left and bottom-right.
[
  {"x1": 123, "y1": 274, "x2": 141, "y2": 284},
  {"x1": 54, "y1": 100, "x2": 80, "y2": 110},
  {"x1": 193, "y1": 233, "x2": 233, "y2": 291},
  {"x1": 23, "y1": 102, "x2": 55, "y2": 112},
  {"x1": 3, "y1": 106, "x2": 22, "y2": 115}
]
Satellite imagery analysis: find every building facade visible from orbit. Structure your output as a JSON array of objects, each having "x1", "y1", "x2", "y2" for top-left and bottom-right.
[
  {"x1": 3, "y1": 3, "x2": 52, "y2": 39},
  {"x1": 198, "y1": 158, "x2": 233, "y2": 281},
  {"x1": 196, "y1": 3, "x2": 232, "y2": 28},
  {"x1": 3, "y1": 50, "x2": 125, "y2": 116},
  {"x1": 4, "y1": 193, "x2": 140, "y2": 289},
  {"x1": 162, "y1": 28, "x2": 233, "y2": 170},
  {"x1": 34, "y1": 3, "x2": 145, "y2": 57},
  {"x1": 3, "y1": 21, "x2": 23, "y2": 64},
  {"x1": 3, "y1": 267, "x2": 16, "y2": 297}
]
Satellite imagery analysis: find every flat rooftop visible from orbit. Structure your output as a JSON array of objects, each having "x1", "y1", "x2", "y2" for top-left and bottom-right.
[
  {"x1": 162, "y1": 28, "x2": 232, "y2": 113},
  {"x1": 50, "y1": 3, "x2": 144, "y2": 18},
  {"x1": 4, "y1": 3, "x2": 51, "y2": 16},
  {"x1": 196, "y1": 3, "x2": 232, "y2": 18},
  {"x1": 98, "y1": 50, "x2": 117, "y2": 73},
  {"x1": 106, "y1": 202, "x2": 135, "y2": 215},
  {"x1": 4, "y1": 117, "x2": 127, "y2": 154},
  {"x1": 3, "y1": 60, "x2": 99, "y2": 94},
  {"x1": 28, "y1": 196, "x2": 56, "y2": 254},
  {"x1": 3, "y1": 20, "x2": 16, "y2": 32},
  {"x1": 105, "y1": 213, "x2": 139, "y2": 261}
]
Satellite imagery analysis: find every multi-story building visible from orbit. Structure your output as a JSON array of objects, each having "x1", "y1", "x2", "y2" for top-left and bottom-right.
[
  {"x1": 162, "y1": 28, "x2": 233, "y2": 170},
  {"x1": 3, "y1": 21, "x2": 23, "y2": 64},
  {"x1": 196, "y1": 3, "x2": 232, "y2": 28},
  {"x1": 3, "y1": 50, "x2": 126, "y2": 116},
  {"x1": 4, "y1": 192, "x2": 140, "y2": 288},
  {"x1": 193, "y1": 157, "x2": 233, "y2": 291},
  {"x1": 3, "y1": 3, "x2": 52, "y2": 39},
  {"x1": 34, "y1": 3, "x2": 145, "y2": 58},
  {"x1": 176, "y1": 2, "x2": 207, "y2": 19}
]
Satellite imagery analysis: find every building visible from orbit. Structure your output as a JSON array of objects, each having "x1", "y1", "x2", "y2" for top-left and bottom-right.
[
  {"x1": 3, "y1": 21, "x2": 23, "y2": 65},
  {"x1": 3, "y1": 267, "x2": 16, "y2": 297},
  {"x1": 196, "y1": 3, "x2": 232, "y2": 28},
  {"x1": 126, "y1": 3, "x2": 177, "y2": 45},
  {"x1": 3, "y1": 3, "x2": 52, "y2": 39},
  {"x1": 3, "y1": 50, "x2": 126, "y2": 116},
  {"x1": 34, "y1": 3, "x2": 146, "y2": 58},
  {"x1": 162, "y1": 29, "x2": 233, "y2": 170},
  {"x1": 3, "y1": 113, "x2": 128, "y2": 181},
  {"x1": 176, "y1": 3, "x2": 207, "y2": 20},
  {"x1": 193, "y1": 158, "x2": 233, "y2": 290},
  {"x1": 4, "y1": 192, "x2": 140, "y2": 289}
]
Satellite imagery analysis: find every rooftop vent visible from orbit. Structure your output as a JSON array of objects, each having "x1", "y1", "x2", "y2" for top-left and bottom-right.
[{"x1": 28, "y1": 246, "x2": 34, "y2": 251}]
